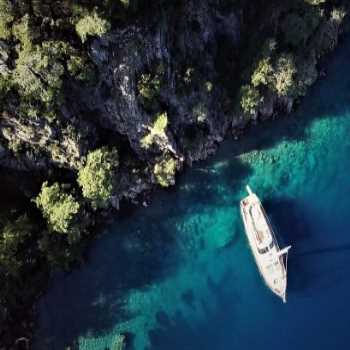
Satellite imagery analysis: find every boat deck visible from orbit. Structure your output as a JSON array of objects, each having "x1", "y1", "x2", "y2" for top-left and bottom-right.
[{"x1": 240, "y1": 186, "x2": 290, "y2": 302}]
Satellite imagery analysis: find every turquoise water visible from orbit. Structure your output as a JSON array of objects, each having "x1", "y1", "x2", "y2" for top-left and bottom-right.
[{"x1": 35, "y1": 38, "x2": 350, "y2": 350}]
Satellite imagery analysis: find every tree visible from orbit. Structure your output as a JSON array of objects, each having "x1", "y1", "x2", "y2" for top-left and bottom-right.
[
  {"x1": 78, "y1": 147, "x2": 119, "y2": 209},
  {"x1": 153, "y1": 154, "x2": 177, "y2": 187},
  {"x1": 67, "y1": 54, "x2": 95, "y2": 82},
  {"x1": 272, "y1": 54, "x2": 297, "y2": 97},
  {"x1": 137, "y1": 71, "x2": 162, "y2": 101},
  {"x1": 75, "y1": 10, "x2": 111, "y2": 43},
  {"x1": 35, "y1": 182, "x2": 80, "y2": 236},
  {"x1": 0, "y1": 0, "x2": 14, "y2": 40},
  {"x1": 239, "y1": 84, "x2": 262, "y2": 115},
  {"x1": 13, "y1": 40, "x2": 77, "y2": 119},
  {"x1": 0, "y1": 215, "x2": 32, "y2": 277},
  {"x1": 14, "y1": 45, "x2": 64, "y2": 104},
  {"x1": 13, "y1": 15, "x2": 37, "y2": 52},
  {"x1": 251, "y1": 58, "x2": 273, "y2": 87}
]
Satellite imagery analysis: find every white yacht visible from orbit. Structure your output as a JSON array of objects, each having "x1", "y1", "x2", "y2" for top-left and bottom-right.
[{"x1": 240, "y1": 186, "x2": 291, "y2": 302}]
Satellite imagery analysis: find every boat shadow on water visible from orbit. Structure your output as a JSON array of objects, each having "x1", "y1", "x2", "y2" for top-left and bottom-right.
[{"x1": 264, "y1": 197, "x2": 350, "y2": 296}]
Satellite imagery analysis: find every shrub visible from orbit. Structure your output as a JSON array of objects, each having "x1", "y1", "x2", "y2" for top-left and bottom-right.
[
  {"x1": 78, "y1": 147, "x2": 119, "y2": 209},
  {"x1": 0, "y1": 215, "x2": 32, "y2": 277},
  {"x1": 240, "y1": 84, "x2": 262, "y2": 115},
  {"x1": 35, "y1": 182, "x2": 80, "y2": 235},
  {"x1": 13, "y1": 40, "x2": 76, "y2": 119},
  {"x1": 75, "y1": 10, "x2": 111, "y2": 43},
  {"x1": 272, "y1": 54, "x2": 297, "y2": 97},
  {"x1": 120, "y1": 0, "x2": 130, "y2": 7},
  {"x1": 153, "y1": 155, "x2": 177, "y2": 187},
  {"x1": 137, "y1": 73, "x2": 161, "y2": 101},
  {"x1": 141, "y1": 112, "x2": 168, "y2": 149},
  {"x1": 13, "y1": 15, "x2": 36, "y2": 52},
  {"x1": 137, "y1": 65, "x2": 164, "y2": 107},
  {"x1": 331, "y1": 7, "x2": 346, "y2": 24},
  {"x1": 251, "y1": 58, "x2": 273, "y2": 87},
  {"x1": 0, "y1": 0, "x2": 14, "y2": 40},
  {"x1": 14, "y1": 44, "x2": 65, "y2": 110},
  {"x1": 0, "y1": 75, "x2": 12, "y2": 97},
  {"x1": 67, "y1": 55, "x2": 95, "y2": 82}
]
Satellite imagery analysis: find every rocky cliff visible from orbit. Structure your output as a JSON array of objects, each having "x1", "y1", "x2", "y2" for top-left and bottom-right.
[{"x1": 0, "y1": 0, "x2": 348, "y2": 348}]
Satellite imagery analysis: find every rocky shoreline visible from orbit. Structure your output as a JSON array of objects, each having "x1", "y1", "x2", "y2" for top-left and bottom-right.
[{"x1": 1, "y1": 1, "x2": 349, "y2": 348}]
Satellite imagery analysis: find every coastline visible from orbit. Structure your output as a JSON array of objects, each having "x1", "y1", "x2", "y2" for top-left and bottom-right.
[
  {"x1": 31, "y1": 31, "x2": 350, "y2": 349},
  {"x1": 1, "y1": 2, "x2": 350, "y2": 348},
  {"x1": 33, "y1": 32, "x2": 350, "y2": 348}
]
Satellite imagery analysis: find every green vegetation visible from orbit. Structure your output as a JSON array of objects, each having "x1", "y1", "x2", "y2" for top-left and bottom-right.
[
  {"x1": 236, "y1": 0, "x2": 348, "y2": 117},
  {"x1": 153, "y1": 155, "x2": 177, "y2": 187},
  {"x1": 35, "y1": 182, "x2": 80, "y2": 237},
  {"x1": 75, "y1": 10, "x2": 111, "y2": 43},
  {"x1": 240, "y1": 85, "x2": 262, "y2": 115},
  {"x1": 272, "y1": 54, "x2": 297, "y2": 97},
  {"x1": 138, "y1": 73, "x2": 162, "y2": 101},
  {"x1": 0, "y1": 0, "x2": 14, "y2": 40},
  {"x1": 13, "y1": 14, "x2": 36, "y2": 52},
  {"x1": 0, "y1": 215, "x2": 33, "y2": 277},
  {"x1": 141, "y1": 112, "x2": 168, "y2": 149},
  {"x1": 14, "y1": 43, "x2": 65, "y2": 114},
  {"x1": 251, "y1": 58, "x2": 273, "y2": 87},
  {"x1": 0, "y1": 0, "x2": 349, "y2": 347},
  {"x1": 78, "y1": 147, "x2": 119, "y2": 209},
  {"x1": 137, "y1": 65, "x2": 164, "y2": 108}
]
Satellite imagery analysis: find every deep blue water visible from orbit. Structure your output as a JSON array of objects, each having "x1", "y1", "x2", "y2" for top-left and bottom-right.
[{"x1": 35, "y1": 37, "x2": 350, "y2": 350}]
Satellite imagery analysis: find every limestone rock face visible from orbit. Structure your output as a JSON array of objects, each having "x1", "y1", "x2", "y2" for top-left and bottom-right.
[
  {"x1": 0, "y1": 0, "x2": 341, "y2": 202},
  {"x1": 80, "y1": 0, "x2": 240, "y2": 165},
  {"x1": 0, "y1": 112, "x2": 91, "y2": 170}
]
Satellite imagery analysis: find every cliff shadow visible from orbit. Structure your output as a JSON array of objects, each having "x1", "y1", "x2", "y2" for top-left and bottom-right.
[
  {"x1": 264, "y1": 197, "x2": 316, "y2": 293},
  {"x1": 264, "y1": 196, "x2": 350, "y2": 296},
  {"x1": 176, "y1": 156, "x2": 253, "y2": 206},
  {"x1": 34, "y1": 155, "x2": 253, "y2": 350},
  {"x1": 35, "y1": 209, "x2": 182, "y2": 350}
]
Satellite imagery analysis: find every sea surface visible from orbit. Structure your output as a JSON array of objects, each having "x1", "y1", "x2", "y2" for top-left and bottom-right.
[{"x1": 35, "y1": 37, "x2": 350, "y2": 350}]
